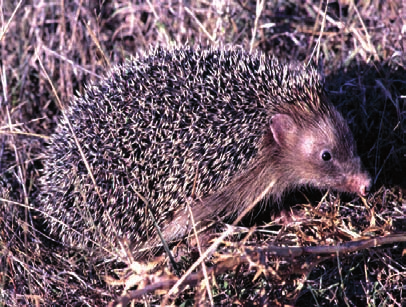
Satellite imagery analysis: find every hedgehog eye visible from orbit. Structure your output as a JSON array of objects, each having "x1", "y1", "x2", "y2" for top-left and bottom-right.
[{"x1": 321, "y1": 150, "x2": 332, "y2": 161}]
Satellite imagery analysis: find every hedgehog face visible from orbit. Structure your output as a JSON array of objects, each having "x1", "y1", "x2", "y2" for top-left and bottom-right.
[{"x1": 269, "y1": 112, "x2": 371, "y2": 196}]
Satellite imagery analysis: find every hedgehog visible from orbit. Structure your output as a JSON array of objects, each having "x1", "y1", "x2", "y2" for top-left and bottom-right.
[{"x1": 37, "y1": 46, "x2": 371, "y2": 256}]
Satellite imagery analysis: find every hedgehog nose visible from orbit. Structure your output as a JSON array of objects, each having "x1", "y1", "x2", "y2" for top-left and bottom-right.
[
  {"x1": 359, "y1": 179, "x2": 371, "y2": 196},
  {"x1": 364, "y1": 183, "x2": 371, "y2": 194},
  {"x1": 360, "y1": 185, "x2": 367, "y2": 196}
]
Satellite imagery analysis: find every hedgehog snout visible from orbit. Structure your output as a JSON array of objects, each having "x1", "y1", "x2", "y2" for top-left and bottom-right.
[
  {"x1": 359, "y1": 173, "x2": 371, "y2": 196},
  {"x1": 346, "y1": 171, "x2": 371, "y2": 196}
]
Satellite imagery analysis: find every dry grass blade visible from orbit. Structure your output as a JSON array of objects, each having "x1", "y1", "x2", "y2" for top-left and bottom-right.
[{"x1": 0, "y1": 0, "x2": 23, "y2": 42}]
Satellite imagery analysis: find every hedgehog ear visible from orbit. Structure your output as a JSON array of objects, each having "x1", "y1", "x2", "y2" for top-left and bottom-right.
[{"x1": 270, "y1": 114, "x2": 298, "y2": 147}]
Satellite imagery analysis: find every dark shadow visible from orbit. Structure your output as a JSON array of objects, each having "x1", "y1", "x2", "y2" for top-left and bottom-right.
[{"x1": 325, "y1": 60, "x2": 406, "y2": 190}]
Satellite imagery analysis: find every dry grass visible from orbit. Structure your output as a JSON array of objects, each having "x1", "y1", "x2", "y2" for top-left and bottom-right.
[{"x1": 0, "y1": 0, "x2": 405, "y2": 306}]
